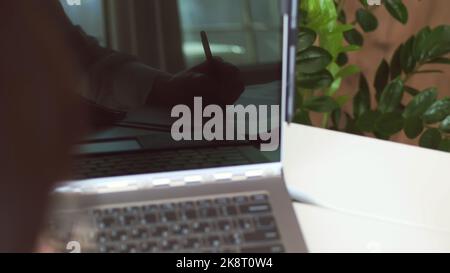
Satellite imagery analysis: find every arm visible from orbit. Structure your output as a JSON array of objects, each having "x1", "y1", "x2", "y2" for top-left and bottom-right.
[
  {"x1": 53, "y1": 2, "x2": 166, "y2": 111},
  {"x1": 55, "y1": 2, "x2": 244, "y2": 111}
]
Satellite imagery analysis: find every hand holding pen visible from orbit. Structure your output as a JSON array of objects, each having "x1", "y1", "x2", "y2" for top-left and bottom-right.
[{"x1": 150, "y1": 31, "x2": 245, "y2": 107}]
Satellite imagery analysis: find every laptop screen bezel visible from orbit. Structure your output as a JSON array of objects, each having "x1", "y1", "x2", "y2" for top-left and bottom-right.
[{"x1": 57, "y1": 0, "x2": 298, "y2": 188}]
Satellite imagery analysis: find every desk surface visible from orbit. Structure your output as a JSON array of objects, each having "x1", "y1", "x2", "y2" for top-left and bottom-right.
[
  {"x1": 294, "y1": 203, "x2": 450, "y2": 252},
  {"x1": 284, "y1": 124, "x2": 450, "y2": 251}
]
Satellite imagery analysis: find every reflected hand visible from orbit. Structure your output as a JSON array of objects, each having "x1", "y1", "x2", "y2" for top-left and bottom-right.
[{"x1": 150, "y1": 58, "x2": 245, "y2": 107}]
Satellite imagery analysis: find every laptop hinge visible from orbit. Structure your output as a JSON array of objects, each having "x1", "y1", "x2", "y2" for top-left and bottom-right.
[{"x1": 55, "y1": 163, "x2": 283, "y2": 195}]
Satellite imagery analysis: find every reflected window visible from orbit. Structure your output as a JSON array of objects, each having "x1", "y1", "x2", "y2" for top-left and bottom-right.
[
  {"x1": 59, "y1": 0, "x2": 107, "y2": 46},
  {"x1": 178, "y1": 0, "x2": 282, "y2": 66}
]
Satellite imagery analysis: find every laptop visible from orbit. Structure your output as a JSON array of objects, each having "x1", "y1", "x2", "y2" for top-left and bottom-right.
[{"x1": 46, "y1": 0, "x2": 306, "y2": 253}]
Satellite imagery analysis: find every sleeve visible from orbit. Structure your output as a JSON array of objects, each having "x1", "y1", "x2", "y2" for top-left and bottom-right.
[{"x1": 55, "y1": 2, "x2": 167, "y2": 111}]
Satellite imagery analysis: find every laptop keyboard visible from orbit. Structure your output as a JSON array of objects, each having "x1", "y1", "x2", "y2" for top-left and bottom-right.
[
  {"x1": 91, "y1": 193, "x2": 284, "y2": 253},
  {"x1": 73, "y1": 146, "x2": 253, "y2": 180}
]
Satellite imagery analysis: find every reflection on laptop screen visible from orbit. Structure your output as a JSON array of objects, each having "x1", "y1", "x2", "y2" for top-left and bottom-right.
[{"x1": 61, "y1": 0, "x2": 284, "y2": 180}]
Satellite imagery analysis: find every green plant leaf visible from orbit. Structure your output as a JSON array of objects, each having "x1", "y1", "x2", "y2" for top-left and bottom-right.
[
  {"x1": 353, "y1": 74, "x2": 371, "y2": 118},
  {"x1": 404, "y1": 116, "x2": 424, "y2": 139},
  {"x1": 422, "y1": 99, "x2": 450, "y2": 124},
  {"x1": 336, "y1": 53, "x2": 349, "y2": 66},
  {"x1": 356, "y1": 8, "x2": 378, "y2": 32},
  {"x1": 344, "y1": 113, "x2": 362, "y2": 135},
  {"x1": 378, "y1": 79, "x2": 404, "y2": 113},
  {"x1": 297, "y1": 46, "x2": 333, "y2": 74},
  {"x1": 356, "y1": 110, "x2": 381, "y2": 132},
  {"x1": 404, "y1": 86, "x2": 420, "y2": 96},
  {"x1": 293, "y1": 109, "x2": 312, "y2": 125},
  {"x1": 331, "y1": 109, "x2": 342, "y2": 129},
  {"x1": 335, "y1": 65, "x2": 360, "y2": 79},
  {"x1": 390, "y1": 44, "x2": 403, "y2": 80},
  {"x1": 375, "y1": 112, "x2": 404, "y2": 136},
  {"x1": 427, "y1": 57, "x2": 450, "y2": 65},
  {"x1": 300, "y1": 0, "x2": 343, "y2": 59},
  {"x1": 413, "y1": 70, "x2": 444, "y2": 75},
  {"x1": 419, "y1": 128, "x2": 442, "y2": 149},
  {"x1": 303, "y1": 96, "x2": 340, "y2": 113},
  {"x1": 298, "y1": 27, "x2": 317, "y2": 52},
  {"x1": 403, "y1": 88, "x2": 438, "y2": 119},
  {"x1": 374, "y1": 59, "x2": 390, "y2": 101},
  {"x1": 297, "y1": 70, "x2": 334, "y2": 89},
  {"x1": 439, "y1": 116, "x2": 450, "y2": 133},
  {"x1": 413, "y1": 26, "x2": 432, "y2": 62},
  {"x1": 384, "y1": 0, "x2": 409, "y2": 24},
  {"x1": 438, "y1": 139, "x2": 450, "y2": 152},
  {"x1": 336, "y1": 95, "x2": 350, "y2": 107},
  {"x1": 338, "y1": 9, "x2": 347, "y2": 24},
  {"x1": 400, "y1": 36, "x2": 416, "y2": 74},
  {"x1": 344, "y1": 29, "x2": 364, "y2": 46},
  {"x1": 341, "y1": 45, "x2": 361, "y2": 53},
  {"x1": 423, "y1": 26, "x2": 450, "y2": 59}
]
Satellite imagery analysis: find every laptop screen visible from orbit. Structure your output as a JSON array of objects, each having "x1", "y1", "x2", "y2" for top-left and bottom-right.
[{"x1": 60, "y1": 0, "x2": 287, "y2": 180}]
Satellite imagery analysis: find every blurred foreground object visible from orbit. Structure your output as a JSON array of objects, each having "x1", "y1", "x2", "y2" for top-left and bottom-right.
[{"x1": 0, "y1": 0, "x2": 86, "y2": 252}]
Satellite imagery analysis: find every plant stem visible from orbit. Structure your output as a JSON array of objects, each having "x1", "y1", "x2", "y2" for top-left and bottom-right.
[
  {"x1": 336, "y1": 0, "x2": 346, "y2": 16},
  {"x1": 402, "y1": 61, "x2": 427, "y2": 84},
  {"x1": 322, "y1": 113, "x2": 330, "y2": 128}
]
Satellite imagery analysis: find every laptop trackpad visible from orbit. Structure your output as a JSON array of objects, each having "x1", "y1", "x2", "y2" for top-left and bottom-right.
[
  {"x1": 76, "y1": 139, "x2": 142, "y2": 155},
  {"x1": 76, "y1": 133, "x2": 222, "y2": 155}
]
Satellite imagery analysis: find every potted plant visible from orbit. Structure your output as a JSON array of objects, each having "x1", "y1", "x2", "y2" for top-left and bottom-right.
[{"x1": 296, "y1": 0, "x2": 450, "y2": 152}]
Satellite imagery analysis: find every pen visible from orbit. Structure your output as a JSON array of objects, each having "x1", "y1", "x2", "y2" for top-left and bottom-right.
[{"x1": 201, "y1": 31, "x2": 213, "y2": 61}]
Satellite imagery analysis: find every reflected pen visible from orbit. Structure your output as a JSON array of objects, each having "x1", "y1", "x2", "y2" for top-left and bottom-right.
[{"x1": 200, "y1": 31, "x2": 213, "y2": 61}]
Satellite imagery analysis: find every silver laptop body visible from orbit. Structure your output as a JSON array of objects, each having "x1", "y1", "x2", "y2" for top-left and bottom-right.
[{"x1": 48, "y1": 0, "x2": 306, "y2": 253}]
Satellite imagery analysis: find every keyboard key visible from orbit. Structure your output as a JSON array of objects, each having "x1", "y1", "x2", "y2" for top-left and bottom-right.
[
  {"x1": 223, "y1": 233, "x2": 242, "y2": 246},
  {"x1": 119, "y1": 214, "x2": 139, "y2": 226},
  {"x1": 215, "y1": 197, "x2": 231, "y2": 205},
  {"x1": 237, "y1": 218, "x2": 254, "y2": 231},
  {"x1": 143, "y1": 212, "x2": 158, "y2": 224},
  {"x1": 182, "y1": 237, "x2": 202, "y2": 249},
  {"x1": 205, "y1": 235, "x2": 222, "y2": 248},
  {"x1": 125, "y1": 206, "x2": 141, "y2": 214},
  {"x1": 239, "y1": 203, "x2": 272, "y2": 214},
  {"x1": 110, "y1": 229, "x2": 128, "y2": 242},
  {"x1": 241, "y1": 244, "x2": 284, "y2": 253},
  {"x1": 143, "y1": 204, "x2": 159, "y2": 212},
  {"x1": 251, "y1": 194, "x2": 269, "y2": 202},
  {"x1": 197, "y1": 199, "x2": 213, "y2": 208},
  {"x1": 160, "y1": 203, "x2": 176, "y2": 210},
  {"x1": 199, "y1": 207, "x2": 218, "y2": 218},
  {"x1": 233, "y1": 196, "x2": 249, "y2": 204},
  {"x1": 256, "y1": 216, "x2": 276, "y2": 229},
  {"x1": 220, "y1": 205, "x2": 238, "y2": 216},
  {"x1": 140, "y1": 241, "x2": 159, "y2": 253},
  {"x1": 130, "y1": 227, "x2": 149, "y2": 240},
  {"x1": 243, "y1": 229, "x2": 280, "y2": 243},
  {"x1": 160, "y1": 211, "x2": 177, "y2": 222},
  {"x1": 179, "y1": 209, "x2": 197, "y2": 220},
  {"x1": 171, "y1": 224, "x2": 183, "y2": 235},
  {"x1": 120, "y1": 243, "x2": 138, "y2": 253},
  {"x1": 98, "y1": 216, "x2": 116, "y2": 229},
  {"x1": 161, "y1": 239, "x2": 182, "y2": 252},
  {"x1": 178, "y1": 201, "x2": 195, "y2": 209},
  {"x1": 96, "y1": 231, "x2": 108, "y2": 244},
  {"x1": 179, "y1": 224, "x2": 191, "y2": 235},
  {"x1": 152, "y1": 225, "x2": 170, "y2": 237},
  {"x1": 89, "y1": 193, "x2": 282, "y2": 253},
  {"x1": 99, "y1": 244, "x2": 118, "y2": 253},
  {"x1": 192, "y1": 221, "x2": 212, "y2": 233},
  {"x1": 217, "y1": 219, "x2": 233, "y2": 232}
]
